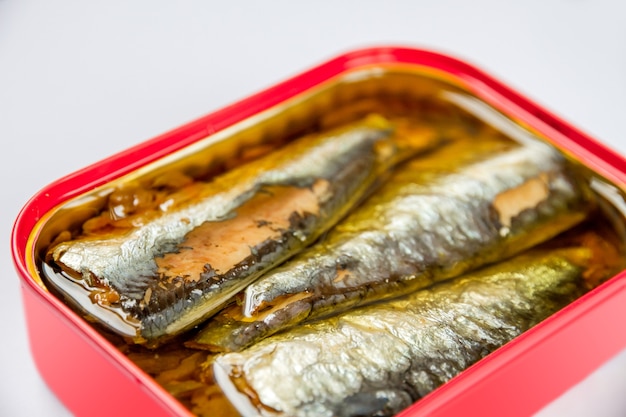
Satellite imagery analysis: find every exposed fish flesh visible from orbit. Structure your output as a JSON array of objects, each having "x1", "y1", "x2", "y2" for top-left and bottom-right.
[
  {"x1": 191, "y1": 136, "x2": 592, "y2": 352},
  {"x1": 48, "y1": 115, "x2": 443, "y2": 343},
  {"x1": 213, "y1": 248, "x2": 589, "y2": 417}
]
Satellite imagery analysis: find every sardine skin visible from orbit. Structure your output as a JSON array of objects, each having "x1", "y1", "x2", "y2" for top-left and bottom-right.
[
  {"x1": 192, "y1": 137, "x2": 591, "y2": 351},
  {"x1": 48, "y1": 116, "x2": 442, "y2": 342},
  {"x1": 213, "y1": 249, "x2": 587, "y2": 417}
]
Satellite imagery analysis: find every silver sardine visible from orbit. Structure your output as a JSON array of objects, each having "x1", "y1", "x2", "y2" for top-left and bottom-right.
[
  {"x1": 213, "y1": 248, "x2": 589, "y2": 417},
  {"x1": 48, "y1": 115, "x2": 442, "y2": 343},
  {"x1": 192, "y1": 136, "x2": 591, "y2": 351}
]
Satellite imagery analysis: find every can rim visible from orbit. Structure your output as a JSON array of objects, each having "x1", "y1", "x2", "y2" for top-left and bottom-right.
[{"x1": 11, "y1": 45, "x2": 626, "y2": 416}]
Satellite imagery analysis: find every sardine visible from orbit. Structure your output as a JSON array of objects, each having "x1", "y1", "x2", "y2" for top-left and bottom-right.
[
  {"x1": 191, "y1": 136, "x2": 592, "y2": 352},
  {"x1": 48, "y1": 115, "x2": 443, "y2": 343},
  {"x1": 213, "y1": 248, "x2": 589, "y2": 417}
]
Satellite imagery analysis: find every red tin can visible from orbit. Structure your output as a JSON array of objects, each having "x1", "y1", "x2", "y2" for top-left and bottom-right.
[{"x1": 11, "y1": 47, "x2": 626, "y2": 417}]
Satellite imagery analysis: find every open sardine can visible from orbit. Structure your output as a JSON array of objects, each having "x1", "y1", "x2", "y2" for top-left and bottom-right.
[{"x1": 11, "y1": 46, "x2": 626, "y2": 416}]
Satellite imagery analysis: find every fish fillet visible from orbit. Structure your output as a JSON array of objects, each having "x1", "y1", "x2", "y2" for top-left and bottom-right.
[
  {"x1": 213, "y1": 248, "x2": 588, "y2": 417},
  {"x1": 192, "y1": 136, "x2": 591, "y2": 351},
  {"x1": 48, "y1": 115, "x2": 441, "y2": 342}
]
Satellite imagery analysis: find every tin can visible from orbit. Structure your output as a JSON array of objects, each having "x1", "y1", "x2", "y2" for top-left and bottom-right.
[{"x1": 11, "y1": 47, "x2": 626, "y2": 417}]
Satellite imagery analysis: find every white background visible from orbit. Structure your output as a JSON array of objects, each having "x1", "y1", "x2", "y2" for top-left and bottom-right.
[{"x1": 2, "y1": 1, "x2": 626, "y2": 416}]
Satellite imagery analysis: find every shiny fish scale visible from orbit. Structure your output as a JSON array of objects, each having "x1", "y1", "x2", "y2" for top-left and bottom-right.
[
  {"x1": 50, "y1": 115, "x2": 449, "y2": 342},
  {"x1": 246, "y1": 145, "x2": 567, "y2": 307},
  {"x1": 53, "y1": 124, "x2": 389, "y2": 296},
  {"x1": 193, "y1": 138, "x2": 590, "y2": 352},
  {"x1": 214, "y1": 251, "x2": 584, "y2": 417}
]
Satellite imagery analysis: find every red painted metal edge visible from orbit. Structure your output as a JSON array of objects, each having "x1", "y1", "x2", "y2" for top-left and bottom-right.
[{"x1": 21, "y1": 283, "x2": 191, "y2": 417}]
